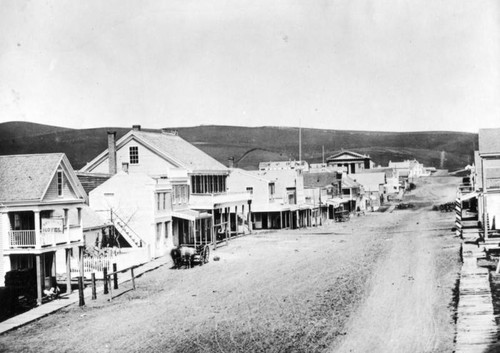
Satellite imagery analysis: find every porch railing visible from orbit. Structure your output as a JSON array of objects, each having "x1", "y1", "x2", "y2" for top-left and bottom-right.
[
  {"x1": 40, "y1": 231, "x2": 67, "y2": 246},
  {"x1": 7, "y1": 227, "x2": 83, "y2": 248},
  {"x1": 8, "y1": 230, "x2": 36, "y2": 247}
]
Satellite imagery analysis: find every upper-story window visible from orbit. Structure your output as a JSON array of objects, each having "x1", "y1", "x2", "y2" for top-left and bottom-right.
[
  {"x1": 129, "y1": 146, "x2": 139, "y2": 164},
  {"x1": 246, "y1": 187, "x2": 253, "y2": 195},
  {"x1": 172, "y1": 185, "x2": 189, "y2": 205},
  {"x1": 191, "y1": 175, "x2": 227, "y2": 194},
  {"x1": 156, "y1": 192, "x2": 170, "y2": 211},
  {"x1": 268, "y1": 183, "x2": 275, "y2": 199},
  {"x1": 57, "y1": 171, "x2": 63, "y2": 197}
]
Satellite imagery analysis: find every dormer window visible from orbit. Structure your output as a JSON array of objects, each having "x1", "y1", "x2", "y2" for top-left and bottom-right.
[
  {"x1": 57, "y1": 170, "x2": 63, "y2": 197},
  {"x1": 129, "y1": 146, "x2": 139, "y2": 164}
]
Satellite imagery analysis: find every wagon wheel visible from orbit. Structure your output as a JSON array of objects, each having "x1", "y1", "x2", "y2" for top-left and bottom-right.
[{"x1": 203, "y1": 245, "x2": 210, "y2": 264}]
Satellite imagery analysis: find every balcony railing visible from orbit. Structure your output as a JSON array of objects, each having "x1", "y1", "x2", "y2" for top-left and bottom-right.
[
  {"x1": 7, "y1": 226, "x2": 83, "y2": 249},
  {"x1": 458, "y1": 184, "x2": 473, "y2": 193},
  {"x1": 190, "y1": 192, "x2": 252, "y2": 209},
  {"x1": 9, "y1": 230, "x2": 36, "y2": 247}
]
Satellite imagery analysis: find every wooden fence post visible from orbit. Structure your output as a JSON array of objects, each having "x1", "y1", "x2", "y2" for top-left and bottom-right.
[
  {"x1": 103, "y1": 267, "x2": 108, "y2": 294},
  {"x1": 131, "y1": 267, "x2": 136, "y2": 290},
  {"x1": 78, "y1": 276, "x2": 85, "y2": 307},
  {"x1": 91, "y1": 272, "x2": 97, "y2": 300},
  {"x1": 108, "y1": 275, "x2": 113, "y2": 299},
  {"x1": 113, "y1": 263, "x2": 118, "y2": 290}
]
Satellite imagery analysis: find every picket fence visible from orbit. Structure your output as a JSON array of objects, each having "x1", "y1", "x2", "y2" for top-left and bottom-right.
[{"x1": 71, "y1": 248, "x2": 150, "y2": 278}]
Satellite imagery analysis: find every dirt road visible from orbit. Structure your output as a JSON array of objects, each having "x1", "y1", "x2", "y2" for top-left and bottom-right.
[
  {"x1": 0, "y1": 176, "x2": 461, "y2": 353},
  {"x1": 332, "y1": 176, "x2": 460, "y2": 353}
]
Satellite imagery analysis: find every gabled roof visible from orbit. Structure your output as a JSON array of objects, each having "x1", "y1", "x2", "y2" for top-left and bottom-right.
[
  {"x1": 81, "y1": 130, "x2": 228, "y2": 173},
  {"x1": 479, "y1": 128, "x2": 500, "y2": 155},
  {"x1": 0, "y1": 153, "x2": 87, "y2": 203},
  {"x1": 327, "y1": 150, "x2": 370, "y2": 161}
]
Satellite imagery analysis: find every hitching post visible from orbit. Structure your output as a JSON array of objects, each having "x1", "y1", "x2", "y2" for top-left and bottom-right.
[
  {"x1": 91, "y1": 272, "x2": 97, "y2": 300},
  {"x1": 78, "y1": 276, "x2": 85, "y2": 306},
  {"x1": 113, "y1": 263, "x2": 118, "y2": 290},
  {"x1": 103, "y1": 267, "x2": 108, "y2": 294}
]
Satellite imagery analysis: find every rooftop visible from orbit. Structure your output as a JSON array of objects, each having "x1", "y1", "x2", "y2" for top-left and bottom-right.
[{"x1": 0, "y1": 153, "x2": 65, "y2": 202}]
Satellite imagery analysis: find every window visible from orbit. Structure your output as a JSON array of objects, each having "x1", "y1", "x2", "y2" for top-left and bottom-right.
[
  {"x1": 156, "y1": 223, "x2": 162, "y2": 242},
  {"x1": 164, "y1": 222, "x2": 169, "y2": 240},
  {"x1": 172, "y1": 185, "x2": 189, "y2": 205},
  {"x1": 286, "y1": 187, "x2": 296, "y2": 204},
  {"x1": 57, "y1": 171, "x2": 63, "y2": 197},
  {"x1": 156, "y1": 192, "x2": 169, "y2": 211},
  {"x1": 268, "y1": 183, "x2": 275, "y2": 200},
  {"x1": 129, "y1": 146, "x2": 139, "y2": 164},
  {"x1": 246, "y1": 187, "x2": 253, "y2": 195},
  {"x1": 190, "y1": 175, "x2": 227, "y2": 194}
]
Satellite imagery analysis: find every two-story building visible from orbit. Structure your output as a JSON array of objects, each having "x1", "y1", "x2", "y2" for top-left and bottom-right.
[
  {"x1": 80, "y1": 126, "x2": 251, "y2": 249},
  {"x1": 351, "y1": 172, "x2": 386, "y2": 211},
  {"x1": 476, "y1": 128, "x2": 500, "y2": 238},
  {"x1": 0, "y1": 154, "x2": 86, "y2": 305},
  {"x1": 227, "y1": 167, "x2": 311, "y2": 230},
  {"x1": 88, "y1": 171, "x2": 173, "y2": 260}
]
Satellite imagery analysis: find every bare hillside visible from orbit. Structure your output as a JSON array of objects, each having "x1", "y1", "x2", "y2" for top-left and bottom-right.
[{"x1": 0, "y1": 122, "x2": 477, "y2": 170}]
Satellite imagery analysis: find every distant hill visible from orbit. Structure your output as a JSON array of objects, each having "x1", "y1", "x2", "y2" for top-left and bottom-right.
[
  {"x1": 0, "y1": 121, "x2": 477, "y2": 171},
  {"x1": 0, "y1": 121, "x2": 72, "y2": 141}
]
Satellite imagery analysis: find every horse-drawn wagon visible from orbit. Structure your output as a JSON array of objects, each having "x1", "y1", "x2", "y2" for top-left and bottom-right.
[
  {"x1": 334, "y1": 209, "x2": 350, "y2": 222},
  {"x1": 171, "y1": 225, "x2": 211, "y2": 269}
]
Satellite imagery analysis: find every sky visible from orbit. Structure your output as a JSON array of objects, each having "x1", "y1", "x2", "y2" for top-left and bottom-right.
[{"x1": 0, "y1": 0, "x2": 499, "y2": 133}]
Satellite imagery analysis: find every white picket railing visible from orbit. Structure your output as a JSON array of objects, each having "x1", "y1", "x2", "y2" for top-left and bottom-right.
[
  {"x1": 8, "y1": 230, "x2": 36, "y2": 247},
  {"x1": 71, "y1": 248, "x2": 150, "y2": 278},
  {"x1": 8, "y1": 228, "x2": 82, "y2": 248}
]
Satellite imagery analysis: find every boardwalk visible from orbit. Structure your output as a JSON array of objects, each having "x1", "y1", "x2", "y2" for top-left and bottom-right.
[{"x1": 455, "y1": 241, "x2": 499, "y2": 353}]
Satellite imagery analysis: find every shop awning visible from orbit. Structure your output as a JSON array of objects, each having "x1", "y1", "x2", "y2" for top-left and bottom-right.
[
  {"x1": 458, "y1": 191, "x2": 479, "y2": 202},
  {"x1": 172, "y1": 209, "x2": 212, "y2": 221},
  {"x1": 326, "y1": 198, "x2": 349, "y2": 208}
]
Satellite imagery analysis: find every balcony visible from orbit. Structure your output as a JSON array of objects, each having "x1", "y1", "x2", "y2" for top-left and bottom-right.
[
  {"x1": 190, "y1": 192, "x2": 251, "y2": 209},
  {"x1": 6, "y1": 225, "x2": 83, "y2": 250},
  {"x1": 458, "y1": 183, "x2": 474, "y2": 194}
]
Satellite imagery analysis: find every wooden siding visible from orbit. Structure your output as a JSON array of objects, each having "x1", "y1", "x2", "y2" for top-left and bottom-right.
[
  {"x1": 44, "y1": 167, "x2": 78, "y2": 201},
  {"x1": 89, "y1": 139, "x2": 178, "y2": 175}
]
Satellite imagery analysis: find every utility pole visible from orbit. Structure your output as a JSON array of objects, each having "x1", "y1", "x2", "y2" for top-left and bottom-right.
[{"x1": 299, "y1": 122, "x2": 302, "y2": 162}]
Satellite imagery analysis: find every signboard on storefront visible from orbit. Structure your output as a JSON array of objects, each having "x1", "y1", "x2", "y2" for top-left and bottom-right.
[{"x1": 41, "y1": 218, "x2": 64, "y2": 234}]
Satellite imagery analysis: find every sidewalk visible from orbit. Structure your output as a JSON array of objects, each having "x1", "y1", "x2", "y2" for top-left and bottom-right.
[
  {"x1": 455, "y1": 233, "x2": 499, "y2": 353},
  {"x1": 0, "y1": 255, "x2": 170, "y2": 335}
]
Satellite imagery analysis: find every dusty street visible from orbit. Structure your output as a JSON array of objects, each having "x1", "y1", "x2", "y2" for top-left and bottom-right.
[{"x1": 0, "y1": 176, "x2": 461, "y2": 353}]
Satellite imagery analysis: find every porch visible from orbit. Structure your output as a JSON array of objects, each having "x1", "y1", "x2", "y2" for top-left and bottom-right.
[{"x1": 2, "y1": 208, "x2": 83, "y2": 251}]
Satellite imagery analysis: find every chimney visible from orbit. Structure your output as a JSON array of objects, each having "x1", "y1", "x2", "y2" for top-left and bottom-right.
[
  {"x1": 228, "y1": 157, "x2": 234, "y2": 168},
  {"x1": 132, "y1": 125, "x2": 141, "y2": 131},
  {"x1": 122, "y1": 162, "x2": 129, "y2": 173},
  {"x1": 107, "y1": 131, "x2": 117, "y2": 175}
]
